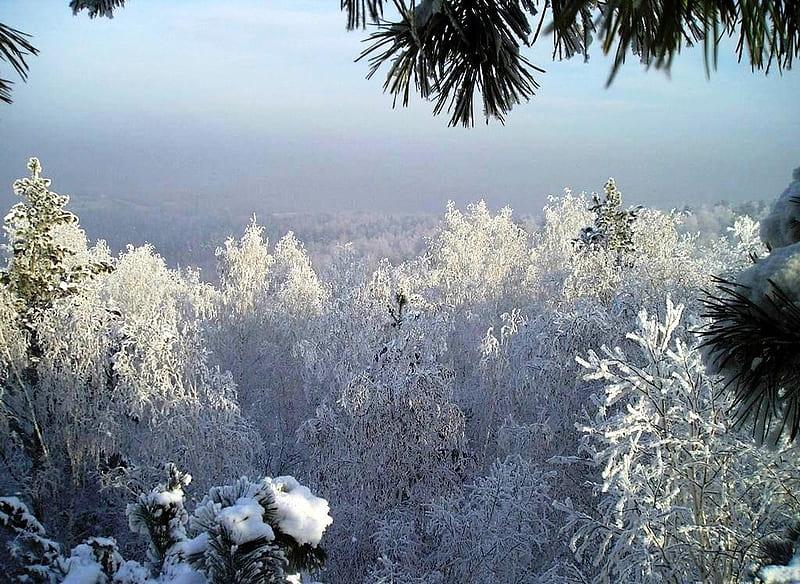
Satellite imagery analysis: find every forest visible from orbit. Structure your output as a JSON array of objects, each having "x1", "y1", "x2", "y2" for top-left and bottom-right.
[{"x1": 1, "y1": 157, "x2": 800, "y2": 583}]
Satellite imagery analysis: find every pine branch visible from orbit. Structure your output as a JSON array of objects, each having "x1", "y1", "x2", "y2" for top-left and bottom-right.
[
  {"x1": 341, "y1": 0, "x2": 386, "y2": 29},
  {"x1": 359, "y1": 0, "x2": 544, "y2": 127},
  {"x1": 700, "y1": 276, "x2": 800, "y2": 444},
  {"x1": 69, "y1": 0, "x2": 126, "y2": 18},
  {"x1": 0, "y1": 24, "x2": 39, "y2": 104}
]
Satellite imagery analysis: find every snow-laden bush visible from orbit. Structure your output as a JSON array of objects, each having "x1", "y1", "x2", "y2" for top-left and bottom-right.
[
  {"x1": 0, "y1": 464, "x2": 332, "y2": 584},
  {"x1": 298, "y1": 291, "x2": 470, "y2": 583},
  {"x1": 561, "y1": 298, "x2": 799, "y2": 583},
  {"x1": 369, "y1": 455, "x2": 557, "y2": 584}
]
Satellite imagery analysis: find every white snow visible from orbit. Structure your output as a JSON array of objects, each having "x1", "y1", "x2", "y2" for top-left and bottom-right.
[
  {"x1": 758, "y1": 562, "x2": 800, "y2": 584},
  {"x1": 151, "y1": 487, "x2": 187, "y2": 507},
  {"x1": 734, "y1": 241, "x2": 800, "y2": 306},
  {"x1": 760, "y1": 167, "x2": 800, "y2": 250},
  {"x1": 160, "y1": 562, "x2": 207, "y2": 584},
  {"x1": 61, "y1": 543, "x2": 105, "y2": 584},
  {"x1": 113, "y1": 560, "x2": 151, "y2": 584},
  {"x1": 267, "y1": 476, "x2": 333, "y2": 547},
  {"x1": 0, "y1": 496, "x2": 46, "y2": 534},
  {"x1": 216, "y1": 497, "x2": 275, "y2": 545},
  {"x1": 175, "y1": 532, "x2": 209, "y2": 557}
]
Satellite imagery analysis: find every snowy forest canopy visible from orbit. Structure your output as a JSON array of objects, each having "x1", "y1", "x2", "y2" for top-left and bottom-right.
[{"x1": 1, "y1": 158, "x2": 800, "y2": 583}]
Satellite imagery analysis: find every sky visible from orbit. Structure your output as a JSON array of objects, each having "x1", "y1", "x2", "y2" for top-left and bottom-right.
[{"x1": 0, "y1": 0, "x2": 798, "y2": 215}]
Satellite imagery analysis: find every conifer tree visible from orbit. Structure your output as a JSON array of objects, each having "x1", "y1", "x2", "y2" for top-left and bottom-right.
[
  {"x1": 574, "y1": 178, "x2": 640, "y2": 258},
  {"x1": 0, "y1": 157, "x2": 111, "y2": 478}
]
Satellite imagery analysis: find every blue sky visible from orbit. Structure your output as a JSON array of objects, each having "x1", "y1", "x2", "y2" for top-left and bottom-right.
[{"x1": 1, "y1": 0, "x2": 798, "y2": 214}]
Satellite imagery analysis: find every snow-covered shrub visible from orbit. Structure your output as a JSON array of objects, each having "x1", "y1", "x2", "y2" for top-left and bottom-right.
[
  {"x1": 298, "y1": 293, "x2": 470, "y2": 583},
  {"x1": 369, "y1": 455, "x2": 557, "y2": 584},
  {"x1": 562, "y1": 298, "x2": 799, "y2": 583},
  {"x1": 1, "y1": 466, "x2": 332, "y2": 584}
]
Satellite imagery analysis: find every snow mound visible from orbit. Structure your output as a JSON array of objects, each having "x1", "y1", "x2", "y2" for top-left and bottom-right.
[
  {"x1": 760, "y1": 167, "x2": 800, "y2": 250},
  {"x1": 267, "y1": 476, "x2": 333, "y2": 547},
  {"x1": 216, "y1": 497, "x2": 275, "y2": 545},
  {"x1": 735, "y1": 241, "x2": 800, "y2": 307}
]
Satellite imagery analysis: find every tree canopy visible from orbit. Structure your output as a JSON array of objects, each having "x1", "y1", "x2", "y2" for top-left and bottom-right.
[{"x1": 0, "y1": 0, "x2": 797, "y2": 124}]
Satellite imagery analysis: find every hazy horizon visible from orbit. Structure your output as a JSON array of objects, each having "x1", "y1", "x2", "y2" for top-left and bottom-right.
[{"x1": 1, "y1": 1, "x2": 798, "y2": 215}]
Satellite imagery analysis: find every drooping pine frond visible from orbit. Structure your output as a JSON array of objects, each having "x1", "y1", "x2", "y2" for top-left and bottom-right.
[
  {"x1": 341, "y1": 0, "x2": 386, "y2": 29},
  {"x1": 552, "y1": 0, "x2": 799, "y2": 83},
  {"x1": 0, "y1": 24, "x2": 38, "y2": 104},
  {"x1": 700, "y1": 276, "x2": 800, "y2": 444},
  {"x1": 360, "y1": 0, "x2": 544, "y2": 126},
  {"x1": 69, "y1": 0, "x2": 126, "y2": 18},
  {"x1": 358, "y1": 0, "x2": 799, "y2": 124}
]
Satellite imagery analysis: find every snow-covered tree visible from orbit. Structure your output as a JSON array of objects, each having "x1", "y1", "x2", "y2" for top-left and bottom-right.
[
  {"x1": 299, "y1": 286, "x2": 470, "y2": 582},
  {"x1": 574, "y1": 178, "x2": 640, "y2": 258},
  {"x1": 426, "y1": 200, "x2": 529, "y2": 308},
  {"x1": 210, "y1": 221, "x2": 328, "y2": 474},
  {"x1": 369, "y1": 455, "x2": 557, "y2": 584},
  {"x1": 562, "y1": 298, "x2": 799, "y2": 583}
]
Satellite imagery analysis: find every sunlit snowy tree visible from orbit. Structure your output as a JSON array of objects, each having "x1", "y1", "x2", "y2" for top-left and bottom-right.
[
  {"x1": 562, "y1": 298, "x2": 799, "y2": 583},
  {"x1": 210, "y1": 221, "x2": 328, "y2": 474}
]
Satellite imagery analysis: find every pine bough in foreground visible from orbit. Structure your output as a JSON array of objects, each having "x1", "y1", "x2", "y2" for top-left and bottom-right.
[
  {"x1": 701, "y1": 167, "x2": 800, "y2": 444},
  {"x1": 0, "y1": 464, "x2": 332, "y2": 583}
]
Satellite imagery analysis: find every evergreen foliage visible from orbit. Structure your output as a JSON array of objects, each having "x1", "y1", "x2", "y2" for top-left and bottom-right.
[
  {"x1": 4, "y1": 2, "x2": 799, "y2": 123},
  {"x1": 2, "y1": 466, "x2": 332, "y2": 584},
  {"x1": 1, "y1": 157, "x2": 112, "y2": 316},
  {"x1": 574, "y1": 177, "x2": 640, "y2": 257},
  {"x1": 0, "y1": 23, "x2": 38, "y2": 104},
  {"x1": 0, "y1": 496, "x2": 62, "y2": 582},
  {"x1": 352, "y1": 0, "x2": 800, "y2": 125}
]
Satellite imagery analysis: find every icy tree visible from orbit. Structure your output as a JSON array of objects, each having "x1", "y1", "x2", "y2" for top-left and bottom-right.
[
  {"x1": 0, "y1": 157, "x2": 112, "y2": 314},
  {"x1": 426, "y1": 200, "x2": 529, "y2": 308},
  {"x1": 0, "y1": 158, "x2": 117, "y2": 538},
  {"x1": 369, "y1": 455, "x2": 557, "y2": 584},
  {"x1": 574, "y1": 178, "x2": 640, "y2": 258},
  {"x1": 562, "y1": 298, "x2": 799, "y2": 583},
  {"x1": 298, "y1": 287, "x2": 470, "y2": 582},
  {"x1": 210, "y1": 222, "x2": 328, "y2": 474}
]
